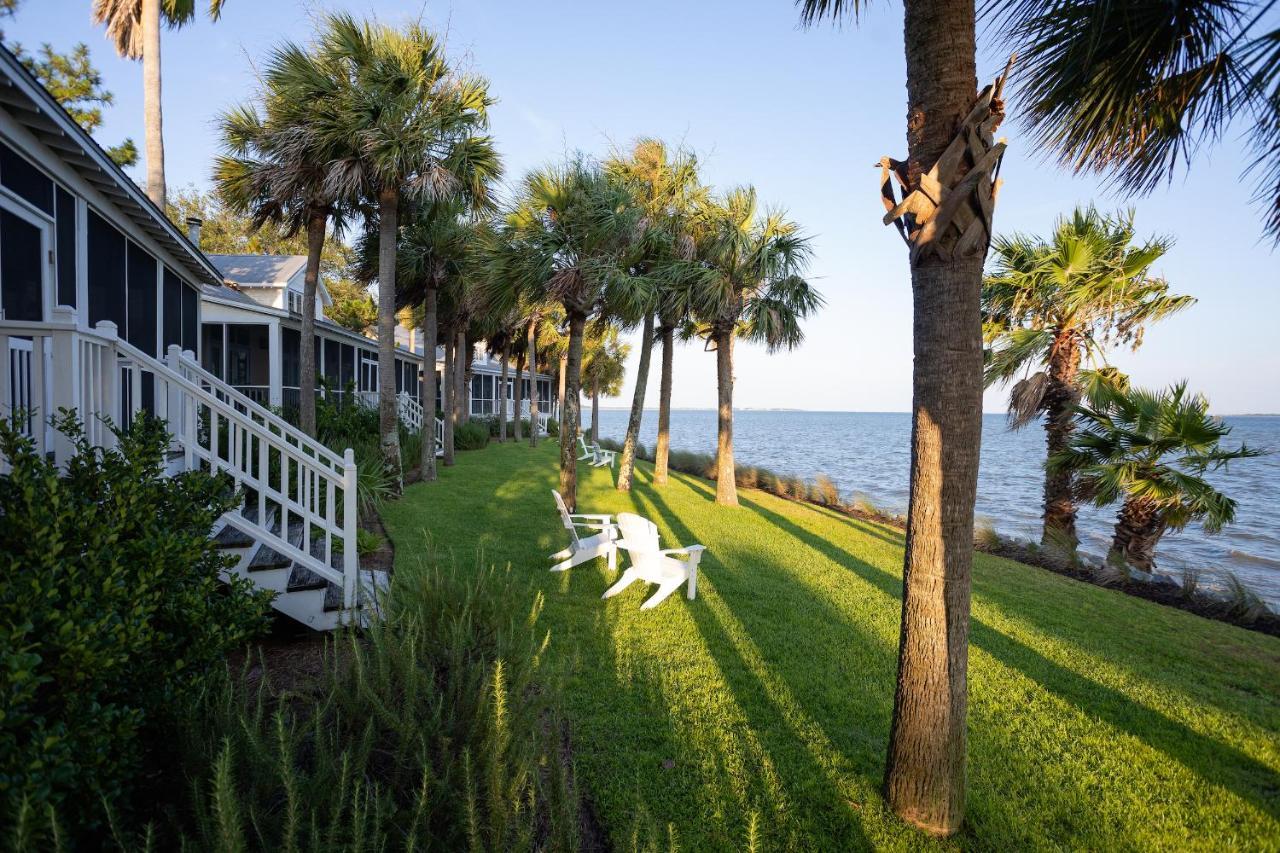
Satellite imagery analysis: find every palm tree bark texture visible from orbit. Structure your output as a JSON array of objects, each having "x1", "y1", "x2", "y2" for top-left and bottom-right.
[
  {"x1": 559, "y1": 310, "x2": 587, "y2": 509},
  {"x1": 617, "y1": 312, "x2": 655, "y2": 491},
  {"x1": 456, "y1": 330, "x2": 468, "y2": 425},
  {"x1": 298, "y1": 207, "x2": 327, "y2": 437},
  {"x1": 654, "y1": 321, "x2": 675, "y2": 486},
  {"x1": 513, "y1": 349, "x2": 525, "y2": 442},
  {"x1": 419, "y1": 287, "x2": 439, "y2": 481},
  {"x1": 527, "y1": 317, "x2": 541, "y2": 448},
  {"x1": 1042, "y1": 331, "x2": 1082, "y2": 548},
  {"x1": 376, "y1": 187, "x2": 403, "y2": 493},
  {"x1": 498, "y1": 342, "x2": 510, "y2": 442},
  {"x1": 878, "y1": 13, "x2": 1012, "y2": 835},
  {"x1": 1109, "y1": 497, "x2": 1163, "y2": 572},
  {"x1": 141, "y1": 0, "x2": 164, "y2": 207},
  {"x1": 713, "y1": 325, "x2": 736, "y2": 506},
  {"x1": 442, "y1": 333, "x2": 456, "y2": 467}
]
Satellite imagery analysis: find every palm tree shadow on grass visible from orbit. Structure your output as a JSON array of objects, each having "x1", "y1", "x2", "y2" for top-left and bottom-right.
[{"x1": 728, "y1": 489, "x2": 1280, "y2": 826}]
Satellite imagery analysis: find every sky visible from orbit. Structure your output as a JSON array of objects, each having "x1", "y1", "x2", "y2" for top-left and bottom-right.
[{"x1": 8, "y1": 0, "x2": 1279, "y2": 413}]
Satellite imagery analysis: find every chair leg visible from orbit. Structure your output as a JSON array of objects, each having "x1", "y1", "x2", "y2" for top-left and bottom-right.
[
  {"x1": 607, "y1": 544, "x2": 617, "y2": 571},
  {"x1": 549, "y1": 547, "x2": 572, "y2": 561},
  {"x1": 641, "y1": 579, "x2": 685, "y2": 610},
  {"x1": 687, "y1": 565, "x2": 697, "y2": 600},
  {"x1": 602, "y1": 568, "x2": 643, "y2": 599}
]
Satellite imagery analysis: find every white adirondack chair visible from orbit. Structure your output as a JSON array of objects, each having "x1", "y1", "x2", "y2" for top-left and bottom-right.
[
  {"x1": 592, "y1": 444, "x2": 617, "y2": 467},
  {"x1": 576, "y1": 435, "x2": 595, "y2": 461},
  {"x1": 603, "y1": 513, "x2": 706, "y2": 610},
  {"x1": 549, "y1": 489, "x2": 618, "y2": 573}
]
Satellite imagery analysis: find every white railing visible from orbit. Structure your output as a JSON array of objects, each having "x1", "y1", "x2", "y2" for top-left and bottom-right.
[
  {"x1": 396, "y1": 391, "x2": 444, "y2": 456},
  {"x1": 396, "y1": 391, "x2": 422, "y2": 432},
  {"x1": 0, "y1": 313, "x2": 361, "y2": 611}
]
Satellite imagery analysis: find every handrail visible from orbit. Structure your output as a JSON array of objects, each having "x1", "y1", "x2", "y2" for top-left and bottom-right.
[{"x1": 0, "y1": 316, "x2": 360, "y2": 611}]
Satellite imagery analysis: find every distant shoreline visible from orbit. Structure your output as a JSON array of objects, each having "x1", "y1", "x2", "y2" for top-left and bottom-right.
[{"x1": 595, "y1": 408, "x2": 1280, "y2": 416}]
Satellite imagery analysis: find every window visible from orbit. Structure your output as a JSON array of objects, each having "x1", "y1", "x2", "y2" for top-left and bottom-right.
[
  {"x1": 201, "y1": 323, "x2": 224, "y2": 378},
  {"x1": 55, "y1": 187, "x2": 75, "y2": 308},
  {"x1": 323, "y1": 338, "x2": 340, "y2": 383},
  {"x1": 287, "y1": 289, "x2": 304, "y2": 314}
]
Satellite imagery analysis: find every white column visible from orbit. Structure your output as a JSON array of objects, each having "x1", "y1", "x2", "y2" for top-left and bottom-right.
[{"x1": 268, "y1": 319, "x2": 282, "y2": 408}]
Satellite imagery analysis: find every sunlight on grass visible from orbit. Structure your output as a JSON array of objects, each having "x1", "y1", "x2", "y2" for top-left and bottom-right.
[{"x1": 381, "y1": 441, "x2": 1280, "y2": 851}]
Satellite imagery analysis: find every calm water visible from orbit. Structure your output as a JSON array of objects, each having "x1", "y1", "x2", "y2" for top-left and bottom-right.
[{"x1": 596, "y1": 410, "x2": 1280, "y2": 608}]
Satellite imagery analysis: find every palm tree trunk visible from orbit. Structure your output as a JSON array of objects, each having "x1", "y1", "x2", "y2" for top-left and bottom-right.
[
  {"x1": 591, "y1": 382, "x2": 600, "y2": 444},
  {"x1": 419, "y1": 286, "x2": 438, "y2": 481},
  {"x1": 527, "y1": 318, "x2": 540, "y2": 448},
  {"x1": 618, "y1": 312, "x2": 655, "y2": 491},
  {"x1": 298, "y1": 206, "x2": 326, "y2": 437},
  {"x1": 882, "y1": 0, "x2": 983, "y2": 836},
  {"x1": 1109, "y1": 498, "x2": 1164, "y2": 572},
  {"x1": 557, "y1": 352, "x2": 568, "y2": 431},
  {"x1": 713, "y1": 327, "x2": 737, "y2": 506},
  {"x1": 375, "y1": 187, "x2": 402, "y2": 493},
  {"x1": 141, "y1": 0, "x2": 165, "y2": 208},
  {"x1": 1042, "y1": 334, "x2": 1081, "y2": 551},
  {"x1": 560, "y1": 309, "x2": 587, "y2": 509},
  {"x1": 442, "y1": 332, "x2": 456, "y2": 467},
  {"x1": 654, "y1": 321, "x2": 674, "y2": 486},
  {"x1": 513, "y1": 349, "x2": 525, "y2": 442},
  {"x1": 456, "y1": 329, "x2": 468, "y2": 425},
  {"x1": 498, "y1": 342, "x2": 510, "y2": 442}
]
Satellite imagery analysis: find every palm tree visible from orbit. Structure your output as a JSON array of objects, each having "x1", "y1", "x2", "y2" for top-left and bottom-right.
[
  {"x1": 605, "y1": 139, "x2": 706, "y2": 491},
  {"x1": 488, "y1": 159, "x2": 645, "y2": 509},
  {"x1": 581, "y1": 324, "x2": 630, "y2": 444},
  {"x1": 983, "y1": 207, "x2": 1194, "y2": 551},
  {"x1": 92, "y1": 0, "x2": 227, "y2": 207},
  {"x1": 313, "y1": 14, "x2": 497, "y2": 492},
  {"x1": 214, "y1": 38, "x2": 349, "y2": 438},
  {"x1": 1051, "y1": 380, "x2": 1261, "y2": 572},
  {"x1": 801, "y1": 0, "x2": 1277, "y2": 832},
  {"x1": 690, "y1": 187, "x2": 819, "y2": 507}
]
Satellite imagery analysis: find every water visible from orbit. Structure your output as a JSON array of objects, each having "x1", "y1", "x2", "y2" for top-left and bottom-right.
[{"x1": 595, "y1": 410, "x2": 1280, "y2": 608}]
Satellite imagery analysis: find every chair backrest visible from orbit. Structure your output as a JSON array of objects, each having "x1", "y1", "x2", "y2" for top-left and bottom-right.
[
  {"x1": 551, "y1": 489, "x2": 580, "y2": 546},
  {"x1": 617, "y1": 513, "x2": 660, "y2": 560},
  {"x1": 577, "y1": 435, "x2": 590, "y2": 453}
]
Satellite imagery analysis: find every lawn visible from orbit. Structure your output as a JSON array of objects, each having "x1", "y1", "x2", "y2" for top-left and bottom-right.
[{"x1": 380, "y1": 440, "x2": 1280, "y2": 851}]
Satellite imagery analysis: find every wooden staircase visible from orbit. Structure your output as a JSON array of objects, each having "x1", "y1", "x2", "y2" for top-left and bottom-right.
[{"x1": 211, "y1": 503, "x2": 388, "y2": 631}]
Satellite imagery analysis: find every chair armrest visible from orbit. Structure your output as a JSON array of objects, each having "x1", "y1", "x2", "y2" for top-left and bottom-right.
[
  {"x1": 574, "y1": 521, "x2": 617, "y2": 532},
  {"x1": 571, "y1": 512, "x2": 613, "y2": 521},
  {"x1": 657, "y1": 545, "x2": 705, "y2": 556}
]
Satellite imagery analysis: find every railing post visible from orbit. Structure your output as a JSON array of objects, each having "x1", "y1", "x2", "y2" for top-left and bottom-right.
[
  {"x1": 50, "y1": 307, "x2": 79, "y2": 467},
  {"x1": 94, "y1": 321, "x2": 119, "y2": 450},
  {"x1": 342, "y1": 447, "x2": 358, "y2": 612}
]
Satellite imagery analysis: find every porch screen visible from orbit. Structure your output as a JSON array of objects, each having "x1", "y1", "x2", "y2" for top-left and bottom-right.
[
  {"x1": 181, "y1": 283, "x2": 198, "y2": 352},
  {"x1": 88, "y1": 210, "x2": 126, "y2": 331},
  {"x1": 163, "y1": 268, "x2": 182, "y2": 352},
  {"x1": 340, "y1": 344, "x2": 355, "y2": 389},
  {"x1": 126, "y1": 241, "x2": 157, "y2": 355},
  {"x1": 0, "y1": 209, "x2": 41, "y2": 321},
  {"x1": 0, "y1": 141, "x2": 52, "y2": 214},
  {"x1": 323, "y1": 338, "x2": 340, "y2": 384},
  {"x1": 55, "y1": 187, "x2": 75, "y2": 308}
]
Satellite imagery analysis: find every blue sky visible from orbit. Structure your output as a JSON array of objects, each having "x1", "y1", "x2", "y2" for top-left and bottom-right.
[{"x1": 9, "y1": 1, "x2": 1278, "y2": 413}]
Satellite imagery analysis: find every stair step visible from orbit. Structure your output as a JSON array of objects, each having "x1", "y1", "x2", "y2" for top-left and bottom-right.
[
  {"x1": 213, "y1": 524, "x2": 254, "y2": 549},
  {"x1": 324, "y1": 582, "x2": 344, "y2": 612},
  {"x1": 248, "y1": 544, "x2": 292, "y2": 572},
  {"x1": 287, "y1": 564, "x2": 328, "y2": 592}
]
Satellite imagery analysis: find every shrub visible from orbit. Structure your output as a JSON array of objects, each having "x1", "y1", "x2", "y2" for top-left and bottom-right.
[
  {"x1": 811, "y1": 475, "x2": 842, "y2": 508},
  {"x1": 353, "y1": 448, "x2": 396, "y2": 518},
  {"x1": 454, "y1": 420, "x2": 491, "y2": 451},
  {"x1": 356, "y1": 527, "x2": 385, "y2": 557},
  {"x1": 0, "y1": 412, "x2": 271, "y2": 842},
  {"x1": 164, "y1": 554, "x2": 581, "y2": 850}
]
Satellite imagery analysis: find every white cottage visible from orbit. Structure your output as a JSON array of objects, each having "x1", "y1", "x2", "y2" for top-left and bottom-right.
[{"x1": 0, "y1": 47, "x2": 382, "y2": 629}]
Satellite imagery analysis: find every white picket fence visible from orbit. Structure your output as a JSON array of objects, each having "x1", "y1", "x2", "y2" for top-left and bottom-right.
[{"x1": 0, "y1": 311, "x2": 361, "y2": 612}]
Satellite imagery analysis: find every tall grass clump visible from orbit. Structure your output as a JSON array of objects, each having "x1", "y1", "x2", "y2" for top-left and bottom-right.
[{"x1": 167, "y1": 554, "x2": 581, "y2": 851}]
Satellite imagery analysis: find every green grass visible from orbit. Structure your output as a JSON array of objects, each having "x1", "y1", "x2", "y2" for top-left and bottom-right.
[{"x1": 381, "y1": 441, "x2": 1280, "y2": 851}]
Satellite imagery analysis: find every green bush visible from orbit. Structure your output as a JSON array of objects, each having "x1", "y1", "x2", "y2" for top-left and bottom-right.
[
  {"x1": 454, "y1": 420, "x2": 491, "y2": 451},
  {"x1": 0, "y1": 412, "x2": 271, "y2": 842},
  {"x1": 165, "y1": 555, "x2": 581, "y2": 850}
]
